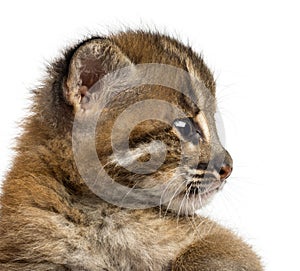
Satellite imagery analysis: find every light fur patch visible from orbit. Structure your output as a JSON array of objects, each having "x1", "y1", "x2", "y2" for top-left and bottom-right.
[
  {"x1": 110, "y1": 141, "x2": 164, "y2": 167},
  {"x1": 195, "y1": 112, "x2": 210, "y2": 142}
]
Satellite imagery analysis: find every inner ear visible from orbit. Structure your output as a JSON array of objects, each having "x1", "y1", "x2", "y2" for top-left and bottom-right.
[
  {"x1": 77, "y1": 57, "x2": 106, "y2": 102},
  {"x1": 80, "y1": 57, "x2": 106, "y2": 89},
  {"x1": 64, "y1": 39, "x2": 132, "y2": 111}
]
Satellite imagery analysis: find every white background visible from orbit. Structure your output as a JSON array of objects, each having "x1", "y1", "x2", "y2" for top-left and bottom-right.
[{"x1": 0, "y1": 1, "x2": 299, "y2": 270}]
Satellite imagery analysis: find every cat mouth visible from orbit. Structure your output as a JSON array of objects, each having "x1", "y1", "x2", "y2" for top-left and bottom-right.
[
  {"x1": 185, "y1": 175, "x2": 223, "y2": 198},
  {"x1": 162, "y1": 174, "x2": 224, "y2": 215},
  {"x1": 187, "y1": 182, "x2": 221, "y2": 196},
  {"x1": 188, "y1": 184, "x2": 219, "y2": 195}
]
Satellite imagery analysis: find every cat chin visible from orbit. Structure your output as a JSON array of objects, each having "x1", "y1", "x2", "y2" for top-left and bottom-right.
[{"x1": 162, "y1": 192, "x2": 217, "y2": 216}]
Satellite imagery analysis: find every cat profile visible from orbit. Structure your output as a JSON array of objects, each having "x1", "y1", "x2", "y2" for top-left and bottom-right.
[{"x1": 0, "y1": 30, "x2": 262, "y2": 271}]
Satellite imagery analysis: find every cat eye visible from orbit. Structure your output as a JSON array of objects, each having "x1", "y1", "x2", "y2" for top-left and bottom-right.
[
  {"x1": 173, "y1": 118, "x2": 203, "y2": 144},
  {"x1": 173, "y1": 118, "x2": 198, "y2": 142}
]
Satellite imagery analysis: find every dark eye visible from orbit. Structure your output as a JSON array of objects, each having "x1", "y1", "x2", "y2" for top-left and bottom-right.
[{"x1": 173, "y1": 118, "x2": 194, "y2": 139}]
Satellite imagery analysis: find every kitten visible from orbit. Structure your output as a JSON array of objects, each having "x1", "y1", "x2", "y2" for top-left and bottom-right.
[{"x1": 0, "y1": 30, "x2": 263, "y2": 271}]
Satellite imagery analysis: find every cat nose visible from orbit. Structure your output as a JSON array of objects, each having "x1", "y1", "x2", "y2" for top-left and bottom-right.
[{"x1": 219, "y1": 163, "x2": 232, "y2": 181}]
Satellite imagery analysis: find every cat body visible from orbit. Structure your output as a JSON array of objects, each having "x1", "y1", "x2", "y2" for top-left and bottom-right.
[{"x1": 0, "y1": 30, "x2": 262, "y2": 271}]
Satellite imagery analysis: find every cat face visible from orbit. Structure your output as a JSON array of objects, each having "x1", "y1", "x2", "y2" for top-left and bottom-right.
[{"x1": 65, "y1": 32, "x2": 232, "y2": 215}]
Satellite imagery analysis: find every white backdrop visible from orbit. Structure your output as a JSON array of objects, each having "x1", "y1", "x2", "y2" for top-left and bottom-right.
[{"x1": 0, "y1": 1, "x2": 299, "y2": 270}]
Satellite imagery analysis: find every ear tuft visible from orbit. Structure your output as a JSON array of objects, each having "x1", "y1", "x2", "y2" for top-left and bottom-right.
[{"x1": 64, "y1": 39, "x2": 132, "y2": 111}]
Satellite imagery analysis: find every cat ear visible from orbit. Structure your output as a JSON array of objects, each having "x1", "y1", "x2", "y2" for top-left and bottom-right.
[{"x1": 64, "y1": 39, "x2": 132, "y2": 111}]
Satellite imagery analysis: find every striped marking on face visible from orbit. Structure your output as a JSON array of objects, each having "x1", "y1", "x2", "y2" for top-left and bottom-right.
[{"x1": 195, "y1": 112, "x2": 210, "y2": 143}]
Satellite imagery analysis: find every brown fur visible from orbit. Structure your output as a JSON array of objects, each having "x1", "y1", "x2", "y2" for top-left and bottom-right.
[{"x1": 0, "y1": 30, "x2": 263, "y2": 270}]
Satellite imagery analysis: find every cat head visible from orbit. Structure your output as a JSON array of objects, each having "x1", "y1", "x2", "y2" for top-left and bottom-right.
[{"x1": 42, "y1": 31, "x2": 232, "y2": 215}]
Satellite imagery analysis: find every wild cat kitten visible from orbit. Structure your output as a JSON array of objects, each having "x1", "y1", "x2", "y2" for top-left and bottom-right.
[{"x1": 0, "y1": 30, "x2": 263, "y2": 271}]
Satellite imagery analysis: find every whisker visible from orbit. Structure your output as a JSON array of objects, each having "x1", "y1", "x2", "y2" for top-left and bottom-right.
[
  {"x1": 164, "y1": 174, "x2": 185, "y2": 216},
  {"x1": 164, "y1": 181, "x2": 186, "y2": 218},
  {"x1": 159, "y1": 172, "x2": 183, "y2": 217},
  {"x1": 177, "y1": 181, "x2": 193, "y2": 223},
  {"x1": 160, "y1": 172, "x2": 186, "y2": 208},
  {"x1": 198, "y1": 187, "x2": 203, "y2": 209},
  {"x1": 120, "y1": 179, "x2": 141, "y2": 205},
  {"x1": 176, "y1": 191, "x2": 188, "y2": 224}
]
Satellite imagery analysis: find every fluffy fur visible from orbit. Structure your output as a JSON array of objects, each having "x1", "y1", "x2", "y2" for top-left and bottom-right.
[{"x1": 0, "y1": 30, "x2": 262, "y2": 270}]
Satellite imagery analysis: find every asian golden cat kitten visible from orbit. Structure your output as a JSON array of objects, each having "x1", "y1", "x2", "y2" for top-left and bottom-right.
[{"x1": 0, "y1": 30, "x2": 262, "y2": 271}]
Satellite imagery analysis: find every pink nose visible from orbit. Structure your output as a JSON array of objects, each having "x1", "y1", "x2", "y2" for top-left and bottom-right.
[{"x1": 219, "y1": 164, "x2": 232, "y2": 181}]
